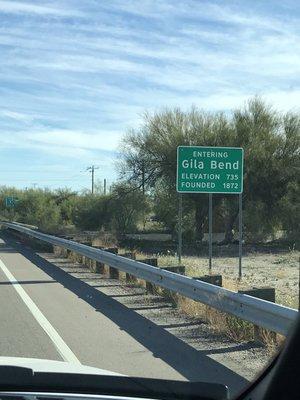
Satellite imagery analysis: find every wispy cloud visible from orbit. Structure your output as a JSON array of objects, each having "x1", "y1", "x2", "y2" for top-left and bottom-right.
[
  {"x1": 0, "y1": 110, "x2": 34, "y2": 122},
  {"x1": 27, "y1": 129, "x2": 122, "y2": 152},
  {"x1": 0, "y1": 0, "x2": 299, "y2": 188},
  {"x1": 0, "y1": 0, "x2": 83, "y2": 17},
  {"x1": 0, "y1": 127, "x2": 120, "y2": 156}
]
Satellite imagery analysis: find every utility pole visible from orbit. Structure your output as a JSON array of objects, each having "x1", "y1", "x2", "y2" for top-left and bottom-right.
[
  {"x1": 104, "y1": 178, "x2": 107, "y2": 195},
  {"x1": 86, "y1": 165, "x2": 99, "y2": 194}
]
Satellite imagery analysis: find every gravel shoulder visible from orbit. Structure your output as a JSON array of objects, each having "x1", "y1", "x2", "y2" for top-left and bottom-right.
[{"x1": 39, "y1": 252, "x2": 275, "y2": 387}]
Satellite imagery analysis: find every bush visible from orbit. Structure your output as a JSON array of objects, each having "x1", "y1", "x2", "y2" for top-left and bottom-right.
[
  {"x1": 72, "y1": 194, "x2": 111, "y2": 230},
  {"x1": 109, "y1": 182, "x2": 148, "y2": 233},
  {"x1": 278, "y1": 182, "x2": 300, "y2": 241}
]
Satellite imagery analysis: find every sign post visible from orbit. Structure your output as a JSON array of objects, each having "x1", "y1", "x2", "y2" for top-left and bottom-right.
[
  {"x1": 208, "y1": 193, "x2": 213, "y2": 271},
  {"x1": 177, "y1": 146, "x2": 244, "y2": 275},
  {"x1": 178, "y1": 193, "x2": 183, "y2": 265},
  {"x1": 239, "y1": 193, "x2": 243, "y2": 279}
]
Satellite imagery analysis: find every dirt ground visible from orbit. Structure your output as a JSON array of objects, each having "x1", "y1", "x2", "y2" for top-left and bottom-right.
[
  {"x1": 62, "y1": 231, "x2": 299, "y2": 309},
  {"x1": 155, "y1": 250, "x2": 299, "y2": 309}
]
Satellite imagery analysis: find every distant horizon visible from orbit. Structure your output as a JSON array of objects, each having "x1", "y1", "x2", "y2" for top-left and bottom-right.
[
  {"x1": 0, "y1": 173, "x2": 118, "y2": 193},
  {"x1": 0, "y1": 0, "x2": 299, "y2": 190}
]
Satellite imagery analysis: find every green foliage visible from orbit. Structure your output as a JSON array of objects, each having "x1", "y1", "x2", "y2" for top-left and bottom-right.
[
  {"x1": 0, "y1": 183, "x2": 149, "y2": 235},
  {"x1": 278, "y1": 181, "x2": 300, "y2": 240},
  {"x1": 72, "y1": 194, "x2": 111, "y2": 230},
  {"x1": 19, "y1": 192, "x2": 62, "y2": 233},
  {"x1": 51, "y1": 189, "x2": 77, "y2": 224},
  {"x1": 153, "y1": 180, "x2": 178, "y2": 233},
  {"x1": 153, "y1": 180, "x2": 196, "y2": 242},
  {"x1": 0, "y1": 98, "x2": 298, "y2": 243},
  {"x1": 109, "y1": 182, "x2": 148, "y2": 233},
  {"x1": 0, "y1": 187, "x2": 63, "y2": 233},
  {"x1": 243, "y1": 200, "x2": 280, "y2": 242},
  {"x1": 120, "y1": 107, "x2": 234, "y2": 240},
  {"x1": 120, "y1": 98, "x2": 300, "y2": 242}
]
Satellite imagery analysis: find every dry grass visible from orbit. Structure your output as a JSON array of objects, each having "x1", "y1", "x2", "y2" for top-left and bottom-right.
[
  {"x1": 176, "y1": 294, "x2": 284, "y2": 348},
  {"x1": 156, "y1": 250, "x2": 299, "y2": 309},
  {"x1": 91, "y1": 233, "x2": 118, "y2": 248},
  {"x1": 176, "y1": 295, "x2": 254, "y2": 342},
  {"x1": 143, "y1": 248, "x2": 298, "y2": 347},
  {"x1": 52, "y1": 243, "x2": 297, "y2": 348}
]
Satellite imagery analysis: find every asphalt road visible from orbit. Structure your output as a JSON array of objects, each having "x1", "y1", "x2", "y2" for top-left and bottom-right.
[{"x1": 0, "y1": 233, "x2": 251, "y2": 396}]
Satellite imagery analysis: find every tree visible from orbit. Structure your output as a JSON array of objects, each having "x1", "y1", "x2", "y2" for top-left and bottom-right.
[
  {"x1": 109, "y1": 182, "x2": 148, "y2": 234},
  {"x1": 120, "y1": 107, "x2": 233, "y2": 240},
  {"x1": 72, "y1": 194, "x2": 111, "y2": 230},
  {"x1": 16, "y1": 189, "x2": 63, "y2": 233},
  {"x1": 153, "y1": 181, "x2": 178, "y2": 233},
  {"x1": 230, "y1": 100, "x2": 300, "y2": 241},
  {"x1": 51, "y1": 188, "x2": 77, "y2": 225},
  {"x1": 119, "y1": 98, "x2": 300, "y2": 243},
  {"x1": 278, "y1": 181, "x2": 300, "y2": 241}
]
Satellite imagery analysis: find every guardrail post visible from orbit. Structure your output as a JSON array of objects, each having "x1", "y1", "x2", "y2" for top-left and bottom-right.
[
  {"x1": 77, "y1": 241, "x2": 91, "y2": 267},
  {"x1": 53, "y1": 245, "x2": 61, "y2": 256},
  {"x1": 90, "y1": 245, "x2": 104, "y2": 273},
  {"x1": 193, "y1": 274, "x2": 222, "y2": 287},
  {"x1": 122, "y1": 253, "x2": 137, "y2": 282},
  {"x1": 61, "y1": 248, "x2": 68, "y2": 258},
  {"x1": 238, "y1": 287, "x2": 276, "y2": 344},
  {"x1": 75, "y1": 253, "x2": 82, "y2": 263},
  {"x1": 76, "y1": 254, "x2": 83, "y2": 263},
  {"x1": 68, "y1": 250, "x2": 75, "y2": 261},
  {"x1": 142, "y1": 258, "x2": 158, "y2": 293},
  {"x1": 159, "y1": 266, "x2": 186, "y2": 297},
  {"x1": 94, "y1": 261, "x2": 105, "y2": 274},
  {"x1": 106, "y1": 248, "x2": 119, "y2": 279},
  {"x1": 162, "y1": 265, "x2": 185, "y2": 275}
]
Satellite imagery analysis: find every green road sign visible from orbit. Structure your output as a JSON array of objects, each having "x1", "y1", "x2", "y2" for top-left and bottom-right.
[
  {"x1": 177, "y1": 146, "x2": 244, "y2": 194},
  {"x1": 5, "y1": 196, "x2": 18, "y2": 207}
]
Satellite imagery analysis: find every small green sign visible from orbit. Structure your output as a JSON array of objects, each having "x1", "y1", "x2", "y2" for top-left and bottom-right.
[
  {"x1": 177, "y1": 146, "x2": 244, "y2": 194},
  {"x1": 5, "y1": 196, "x2": 18, "y2": 207}
]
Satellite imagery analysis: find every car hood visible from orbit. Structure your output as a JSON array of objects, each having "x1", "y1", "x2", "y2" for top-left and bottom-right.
[
  {"x1": 0, "y1": 357, "x2": 122, "y2": 376},
  {"x1": 0, "y1": 357, "x2": 228, "y2": 400}
]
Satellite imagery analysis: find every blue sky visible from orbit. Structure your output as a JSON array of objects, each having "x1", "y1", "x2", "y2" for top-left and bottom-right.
[{"x1": 0, "y1": 0, "x2": 299, "y2": 191}]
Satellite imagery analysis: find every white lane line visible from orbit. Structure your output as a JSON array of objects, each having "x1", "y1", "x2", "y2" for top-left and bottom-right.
[{"x1": 0, "y1": 259, "x2": 80, "y2": 364}]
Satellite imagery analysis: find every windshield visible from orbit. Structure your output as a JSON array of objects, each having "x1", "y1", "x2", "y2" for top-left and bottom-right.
[{"x1": 0, "y1": 1, "x2": 299, "y2": 399}]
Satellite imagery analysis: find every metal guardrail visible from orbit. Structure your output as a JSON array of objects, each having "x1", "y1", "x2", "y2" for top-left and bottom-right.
[
  {"x1": 11, "y1": 222, "x2": 39, "y2": 230},
  {"x1": 2, "y1": 222, "x2": 298, "y2": 336}
]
